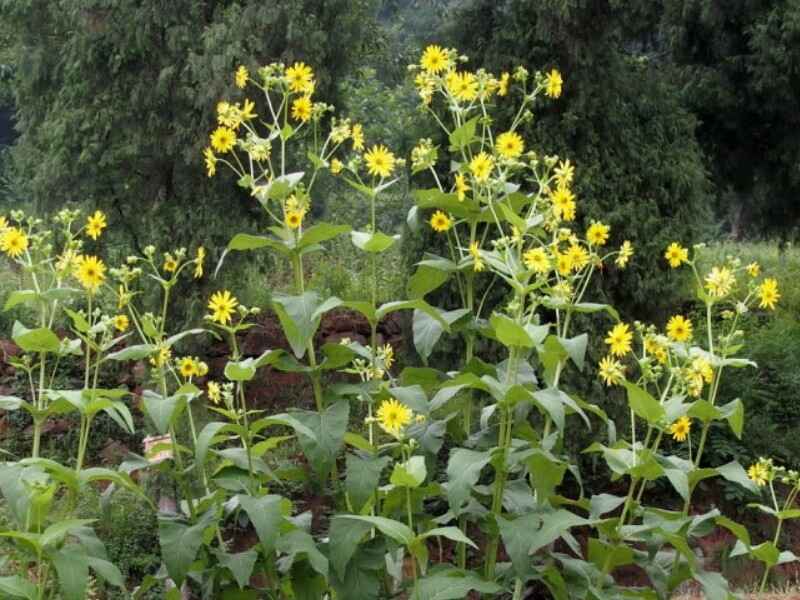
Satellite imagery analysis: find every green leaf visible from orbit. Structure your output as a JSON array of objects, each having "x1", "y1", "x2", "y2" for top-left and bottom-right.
[
  {"x1": 293, "y1": 401, "x2": 350, "y2": 480},
  {"x1": 41, "y1": 519, "x2": 97, "y2": 548},
  {"x1": 446, "y1": 449, "x2": 491, "y2": 515},
  {"x1": 297, "y1": 223, "x2": 351, "y2": 250},
  {"x1": 12, "y1": 321, "x2": 61, "y2": 353},
  {"x1": 407, "y1": 264, "x2": 450, "y2": 299},
  {"x1": 329, "y1": 516, "x2": 373, "y2": 579},
  {"x1": 142, "y1": 390, "x2": 186, "y2": 435},
  {"x1": 0, "y1": 576, "x2": 36, "y2": 599},
  {"x1": 227, "y1": 233, "x2": 285, "y2": 253},
  {"x1": 224, "y1": 358, "x2": 257, "y2": 382},
  {"x1": 276, "y1": 530, "x2": 329, "y2": 577},
  {"x1": 196, "y1": 422, "x2": 232, "y2": 470},
  {"x1": 526, "y1": 450, "x2": 567, "y2": 500},
  {"x1": 237, "y1": 494, "x2": 284, "y2": 556},
  {"x1": 350, "y1": 230, "x2": 398, "y2": 253},
  {"x1": 413, "y1": 308, "x2": 469, "y2": 361},
  {"x1": 527, "y1": 509, "x2": 588, "y2": 555},
  {"x1": 213, "y1": 550, "x2": 258, "y2": 589},
  {"x1": 0, "y1": 395, "x2": 23, "y2": 411},
  {"x1": 272, "y1": 292, "x2": 342, "y2": 358},
  {"x1": 51, "y1": 549, "x2": 88, "y2": 600},
  {"x1": 571, "y1": 302, "x2": 620, "y2": 321},
  {"x1": 587, "y1": 539, "x2": 634, "y2": 571},
  {"x1": 418, "y1": 527, "x2": 477, "y2": 549},
  {"x1": 558, "y1": 334, "x2": 588, "y2": 371},
  {"x1": 336, "y1": 515, "x2": 414, "y2": 545},
  {"x1": 390, "y1": 455, "x2": 427, "y2": 488},
  {"x1": 86, "y1": 557, "x2": 125, "y2": 588},
  {"x1": 412, "y1": 569, "x2": 502, "y2": 600},
  {"x1": 376, "y1": 299, "x2": 447, "y2": 326},
  {"x1": 346, "y1": 454, "x2": 390, "y2": 513},
  {"x1": 105, "y1": 344, "x2": 155, "y2": 362},
  {"x1": 4, "y1": 290, "x2": 37, "y2": 311},
  {"x1": 159, "y1": 511, "x2": 217, "y2": 586},
  {"x1": 532, "y1": 388, "x2": 566, "y2": 431},
  {"x1": 448, "y1": 116, "x2": 478, "y2": 150},
  {"x1": 623, "y1": 381, "x2": 665, "y2": 425},
  {"x1": 717, "y1": 461, "x2": 760, "y2": 495},
  {"x1": 63, "y1": 308, "x2": 90, "y2": 333},
  {"x1": 718, "y1": 398, "x2": 744, "y2": 439},
  {"x1": 490, "y1": 313, "x2": 534, "y2": 348}
]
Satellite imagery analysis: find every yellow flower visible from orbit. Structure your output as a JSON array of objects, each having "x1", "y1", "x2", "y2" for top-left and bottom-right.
[
  {"x1": 552, "y1": 281, "x2": 573, "y2": 300},
  {"x1": 352, "y1": 123, "x2": 365, "y2": 151},
  {"x1": 758, "y1": 278, "x2": 780, "y2": 310},
  {"x1": 498, "y1": 72, "x2": 510, "y2": 96},
  {"x1": 669, "y1": 416, "x2": 691, "y2": 442},
  {"x1": 376, "y1": 398, "x2": 413, "y2": 437},
  {"x1": 112, "y1": 315, "x2": 129, "y2": 332},
  {"x1": 469, "y1": 241, "x2": 484, "y2": 272},
  {"x1": 285, "y1": 209, "x2": 306, "y2": 230},
  {"x1": 524, "y1": 247, "x2": 550, "y2": 274},
  {"x1": 429, "y1": 210, "x2": 452, "y2": 233},
  {"x1": 666, "y1": 315, "x2": 693, "y2": 342},
  {"x1": 86, "y1": 210, "x2": 107, "y2": 240},
  {"x1": 364, "y1": 145, "x2": 396, "y2": 178},
  {"x1": 75, "y1": 255, "x2": 106, "y2": 292},
  {"x1": 746, "y1": 262, "x2": 760, "y2": 277},
  {"x1": 210, "y1": 127, "x2": 236, "y2": 153},
  {"x1": 598, "y1": 355, "x2": 624, "y2": 386},
  {"x1": 664, "y1": 242, "x2": 689, "y2": 269},
  {"x1": 455, "y1": 173, "x2": 470, "y2": 201},
  {"x1": 692, "y1": 357, "x2": 714, "y2": 384},
  {"x1": 420, "y1": 44, "x2": 450, "y2": 74},
  {"x1": 163, "y1": 255, "x2": 178, "y2": 273},
  {"x1": 208, "y1": 290, "x2": 238, "y2": 325},
  {"x1": 555, "y1": 252, "x2": 573, "y2": 275},
  {"x1": 616, "y1": 241, "x2": 634, "y2": 268},
  {"x1": 495, "y1": 131, "x2": 525, "y2": 159},
  {"x1": 586, "y1": 222, "x2": 610, "y2": 246},
  {"x1": 194, "y1": 246, "x2": 205, "y2": 279},
  {"x1": 446, "y1": 71, "x2": 478, "y2": 102},
  {"x1": 704, "y1": 266, "x2": 735, "y2": 298},
  {"x1": 240, "y1": 98, "x2": 257, "y2": 121},
  {"x1": 330, "y1": 158, "x2": 343, "y2": 175},
  {"x1": 203, "y1": 147, "x2": 217, "y2": 177},
  {"x1": 567, "y1": 243, "x2": 589, "y2": 271},
  {"x1": 291, "y1": 96, "x2": 312, "y2": 123},
  {"x1": 644, "y1": 337, "x2": 668, "y2": 364},
  {"x1": 554, "y1": 159, "x2": 574, "y2": 187},
  {"x1": 197, "y1": 361, "x2": 209, "y2": 377},
  {"x1": 178, "y1": 356, "x2": 199, "y2": 378},
  {"x1": 235, "y1": 65, "x2": 248, "y2": 89},
  {"x1": 285, "y1": 62, "x2": 314, "y2": 94},
  {"x1": 605, "y1": 323, "x2": 632, "y2": 357},
  {"x1": 469, "y1": 152, "x2": 494, "y2": 183},
  {"x1": 207, "y1": 381, "x2": 221, "y2": 404},
  {"x1": 550, "y1": 185, "x2": 576, "y2": 221},
  {"x1": 545, "y1": 68, "x2": 563, "y2": 98},
  {"x1": 747, "y1": 461, "x2": 769, "y2": 487},
  {"x1": 150, "y1": 345, "x2": 172, "y2": 368},
  {"x1": 0, "y1": 227, "x2": 28, "y2": 258}
]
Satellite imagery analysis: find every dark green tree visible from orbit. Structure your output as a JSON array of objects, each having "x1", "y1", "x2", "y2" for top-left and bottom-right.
[
  {"x1": 448, "y1": 0, "x2": 713, "y2": 318},
  {"x1": 663, "y1": 0, "x2": 800, "y2": 238},
  {"x1": 0, "y1": 0, "x2": 376, "y2": 253}
]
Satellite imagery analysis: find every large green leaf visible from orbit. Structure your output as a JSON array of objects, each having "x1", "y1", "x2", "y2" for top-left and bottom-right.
[
  {"x1": 498, "y1": 513, "x2": 541, "y2": 576},
  {"x1": 413, "y1": 308, "x2": 469, "y2": 361},
  {"x1": 448, "y1": 116, "x2": 478, "y2": 149},
  {"x1": 213, "y1": 549, "x2": 258, "y2": 589},
  {"x1": 293, "y1": 401, "x2": 349, "y2": 479},
  {"x1": 412, "y1": 569, "x2": 502, "y2": 600},
  {"x1": 490, "y1": 313, "x2": 533, "y2": 348},
  {"x1": 350, "y1": 230, "x2": 398, "y2": 253},
  {"x1": 0, "y1": 576, "x2": 36, "y2": 599},
  {"x1": 4, "y1": 290, "x2": 37, "y2": 311},
  {"x1": 296, "y1": 223, "x2": 351, "y2": 250},
  {"x1": 272, "y1": 292, "x2": 342, "y2": 358},
  {"x1": 237, "y1": 494, "x2": 284, "y2": 556},
  {"x1": 51, "y1": 549, "x2": 89, "y2": 600},
  {"x1": 158, "y1": 510, "x2": 217, "y2": 586},
  {"x1": 329, "y1": 516, "x2": 373, "y2": 579},
  {"x1": 105, "y1": 344, "x2": 155, "y2": 362},
  {"x1": 407, "y1": 264, "x2": 450, "y2": 299},
  {"x1": 345, "y1": 453, "x2": 390, "y2": 513},
  {"x1": 389, "y1": 455, "x2": 427, "y2": 488},
  {"x1": 445, "y1": 449, "x2": 491, "y2": 515},
  {"x1": 336, "y1": 515, "x2": 414, "y2": 545},
  {"x1": 142, "y1": 390, "x2": 186, "y2": 435},
  {"x1": 12, "y1": 321, "x2": 61, "y2": 353},
  {"x1": 276, "y1": 529, "x2": 329, "y2": 577},
  {"x1": 623, "y1": 381, "x2": 665, "y2": 425}
]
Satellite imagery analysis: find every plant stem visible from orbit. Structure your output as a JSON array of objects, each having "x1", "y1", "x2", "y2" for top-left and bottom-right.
[{"x1": 760, "y1": 518, "x2": 783, "y2": 592}]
